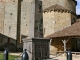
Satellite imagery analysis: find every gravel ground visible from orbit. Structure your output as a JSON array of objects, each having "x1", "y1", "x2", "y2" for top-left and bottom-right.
[
  {"x1": 50, "y1": 54, "x2": 80, "y2": 60},
  {"x1": 1, "y1": 51, "x2": 80, "y2": 60}
]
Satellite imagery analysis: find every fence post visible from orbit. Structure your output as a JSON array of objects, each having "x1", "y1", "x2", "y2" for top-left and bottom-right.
[
  {"x1": 4, "y1": 48, "x2": 8, "y2": 60},
  {"x1": 67, "y1": 49, "x2": 72, "y2": 60},
  {"x1": 22, "y1": 49, "x2": 29, "y2": 60}
]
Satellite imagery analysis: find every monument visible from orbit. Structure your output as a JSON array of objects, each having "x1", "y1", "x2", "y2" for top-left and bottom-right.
[{"x1": 22, "y1": 0, "x2": 50, "y2": 60}]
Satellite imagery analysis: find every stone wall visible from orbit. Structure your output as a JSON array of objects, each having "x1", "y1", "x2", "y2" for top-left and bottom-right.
[
  {"x1": 0, "y1": 0, "x2": 77, "y2": 46},
  {"x1": 54, "y1": 11, "x2": 71, "y2": 32},
  {"x1": 0, "y1": 2, "x2": 4, "y2": 34},
  {"x1": 4, "y1": 1, "x2": 17, "y2": 39},
  {"x1": 21, "y1": 2, "x2": 30, "y2": 37},
  {"x1": 50, "y1": 37, "x2": 76, "y2": 54},
  {"x1": 71, "y1": 14, "x2": 77, "y2": 24},
  {"x1": 42, "y1": 0, "x2": 76, "y2": 12},
  {"x1": 43, "y1": 11, "x2": 55, "y2": 37},
  {"x1": 0, "y1": 2, "x2": 5, "y2": 44},
  {"x1": 22, "y1": 0, "x2": 76, "y2": 12},
  {"x1": 43, "y1": 11, "x2": 71, "y2": 37},
  {"x1": 0, "y1": 0, "x2": 30, "y2": 44}
]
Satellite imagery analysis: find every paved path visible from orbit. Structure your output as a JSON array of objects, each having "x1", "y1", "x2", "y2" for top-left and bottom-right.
[
  {"x1": 10, "y1": 53, "x2": 80, "y2": 60},
  {"x1": 9, "y1": 52, "x2": 22, "y2": 56},
  {"x1": 1, "y1": 52, "x2": 80, "y2": 60},
  {"x1": 50, "y1": 54, "x2": 80, "y2": 60}
]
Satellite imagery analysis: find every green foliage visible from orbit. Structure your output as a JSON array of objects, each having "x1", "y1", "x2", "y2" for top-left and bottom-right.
[{"x1": 0, "y1": 53, "x2": 3, "y2": 60}]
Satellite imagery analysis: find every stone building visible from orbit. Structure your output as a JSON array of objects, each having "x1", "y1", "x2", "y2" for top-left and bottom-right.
[
  {"x1": 0, "y1": 0, "x2": 77, "y2": 51},
  {"x1": 47, "y1": 21, "x2": 80, "y2": 54},
  {"x1": 43, "y1": 0, "x2": 77, "y2": 37},
  {"x1": 42, "y1": 0, "x2": 77, "y2": 54}
]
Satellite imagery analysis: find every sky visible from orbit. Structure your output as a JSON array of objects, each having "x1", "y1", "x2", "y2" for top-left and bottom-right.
[{"x1": 76, "y1": 0, "x2": 80, "y2": 15}]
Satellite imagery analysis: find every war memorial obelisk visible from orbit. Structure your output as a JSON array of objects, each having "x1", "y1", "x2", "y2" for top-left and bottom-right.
[
  {"x1": 29, "y1": 0, "x2": 43, "y2": 38},
  {"x1": 22, "y1": 0, "x2": 50, "y2": 60}
]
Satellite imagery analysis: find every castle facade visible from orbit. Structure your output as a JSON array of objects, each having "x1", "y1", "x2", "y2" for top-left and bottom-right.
[{"x1": 0, "y1": 0, "x2": 77, "y2": 50}]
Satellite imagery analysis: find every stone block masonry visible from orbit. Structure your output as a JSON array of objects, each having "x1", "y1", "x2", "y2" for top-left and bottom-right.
[
  {"x1": 4, "y1": 2, "x2": 17, "y2": 39},
  {"x1": 0, "y1": 0, "x2": 77, "y2": 49}
]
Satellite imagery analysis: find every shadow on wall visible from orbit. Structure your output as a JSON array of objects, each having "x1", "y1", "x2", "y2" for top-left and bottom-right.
[
  {"x1": 0, "y1": 33, "x2": 27, "y2": 52},
  {"x1": 21, "y1": 35, "x2": 28, "y2": 39}
]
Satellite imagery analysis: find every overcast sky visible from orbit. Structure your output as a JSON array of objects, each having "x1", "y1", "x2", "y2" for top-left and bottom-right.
[{"x1": 76, "y1": 0, "x2": 80, "y2": 15}]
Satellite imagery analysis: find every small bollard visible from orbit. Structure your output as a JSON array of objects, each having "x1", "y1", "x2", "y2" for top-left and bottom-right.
[
  {"x1": 22, "y1": 49, "x2": 29, "y2": 60},
  {"x1": 4, "y1": 48, "x2": 8, "y2": 60},
  {"x1": 67, "y1": 49, "x2": 72, "y2": 60}
]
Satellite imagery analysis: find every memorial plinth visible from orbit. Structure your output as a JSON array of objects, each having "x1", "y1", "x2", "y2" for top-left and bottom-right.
[
  {"x1": 22, "y1": 38, "x2": 50, "y2": 60},
  {"x1": 22, "y1": 0, "x2": 50, "y2": 60}
]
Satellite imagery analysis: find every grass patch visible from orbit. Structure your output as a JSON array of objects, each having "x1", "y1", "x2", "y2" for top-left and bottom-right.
[
  {"x1": 0, "y1": 53, "x2": 3, "y2": 60},
  {"x1": 0, "y1": 53, "x2": 21, "y2": 60}
]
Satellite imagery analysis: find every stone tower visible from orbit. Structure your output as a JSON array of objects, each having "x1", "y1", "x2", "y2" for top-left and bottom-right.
[
  {"x1": 23, "y1": 0, "x2": 77, "y2": 37},
  {"x1": 42, "y1": 0, "x2": 77, "y2": 11},
  {"x1": 0, "y1": 0, "x2": 77, "y2": 51},
  {"x1": 42, "y1": 0, "x2": 77, "y2": 37}
]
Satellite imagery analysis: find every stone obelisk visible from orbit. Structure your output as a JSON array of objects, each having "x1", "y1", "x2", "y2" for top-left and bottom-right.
[
  {"x1": 29, "y1": 0, "x2": 43, "y2": 38},
  {"x1": 22, "y1": 0, "x2": 43, "y2": 60}
]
